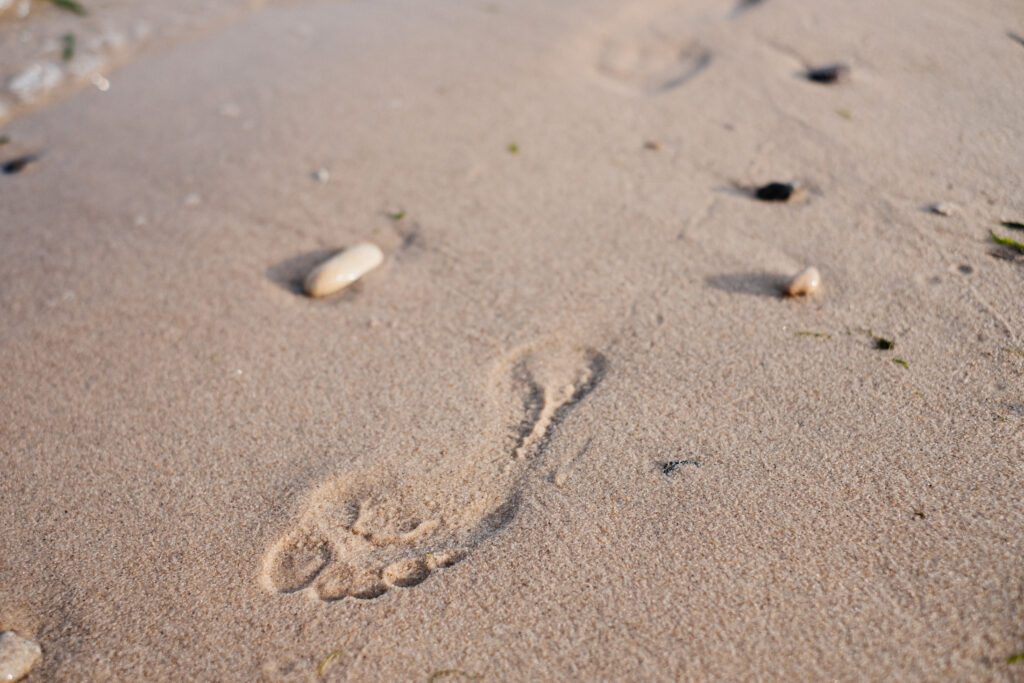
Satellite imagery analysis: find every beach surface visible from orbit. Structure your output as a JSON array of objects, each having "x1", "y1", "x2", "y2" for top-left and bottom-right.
[{"x1": 1, "y1": 0, "x2": 1023, "y2": 679}]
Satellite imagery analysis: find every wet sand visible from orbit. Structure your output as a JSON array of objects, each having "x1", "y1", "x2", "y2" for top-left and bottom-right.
[{"x1": 1, "y1": 0, "x2": 1023, "y2": 679}]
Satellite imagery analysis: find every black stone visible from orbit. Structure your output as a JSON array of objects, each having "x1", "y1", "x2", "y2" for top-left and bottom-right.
[
  {"x1": 754, "y1": 182, "x2": 795, "y2": 201},
  {"x1": 2, "y1": 155, "x2": 38, "y2": 174},
  {"x1": 806, "y1": 63, "x2": 850, "y2": 84}
]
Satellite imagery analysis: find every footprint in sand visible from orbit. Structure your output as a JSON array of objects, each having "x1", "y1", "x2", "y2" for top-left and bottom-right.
[
  {"x1": 596, "y1": 38, "x2": 711, "y2": 96},
  {"x1": 260, "y1": 340, "x2": 607, "y2": 601},
  {"x1": 592, "y1": 13, "x2": 713, "y2": 97}
]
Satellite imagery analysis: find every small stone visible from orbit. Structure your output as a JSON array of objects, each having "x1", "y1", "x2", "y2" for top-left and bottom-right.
[
  {"x1": 312, "y1": 168, "x2": 329, "y2": 184},
  {"x1": 930, "y1": 202, "x2": 958, "y2": 216},
  {"x1": 806, "y1": 63, "x2": 850, "y2": 84},
  {"x1": 784, "y1": 266, "x2": 820, "y2": 296},
  {"x1": 90, "y1": 74, "x2": 110, "y2": 92},
  {"x1": 643, "y1": 140, "x2": 662, "y2": 151},
  {"x1": 303, "y1": 242, "x2": 384, "y2": 298},
  {"x1": 755, "y1": 181, "x2": 797, "y2": 202},
  {"x1": 0, "y1": 631, "x2": 41, "y2": 682}
]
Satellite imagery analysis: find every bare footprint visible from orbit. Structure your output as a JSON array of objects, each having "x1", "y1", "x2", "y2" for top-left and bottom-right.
[
  {"x1": 596, "y1": 35, "x2": 712, "y2": 96},
  {"x1": 261, "y1": 340, "x2": 607, "y2": 601}
]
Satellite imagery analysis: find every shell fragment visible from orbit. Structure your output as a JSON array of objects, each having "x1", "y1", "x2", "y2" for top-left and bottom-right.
[{"x1": 303, "y1": 242, "x2": 384, "y2": 298}]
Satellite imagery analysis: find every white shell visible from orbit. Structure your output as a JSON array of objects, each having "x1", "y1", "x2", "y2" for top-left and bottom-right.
[
  {"x1": 784, "y1": 266, "x2": 821, "y2": 296},
  {"x1": 303, "y1": 242, "x2": 383, "y2": 298},
  {"x1": 0, "y1": 631, "x2": 41, "y2": 682}
]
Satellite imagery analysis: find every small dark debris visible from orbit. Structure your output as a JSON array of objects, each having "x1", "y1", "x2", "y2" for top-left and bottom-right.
[
  {"x1": 662, "y1": 460, "x2": 699, "y2": 474},
  {"x1": 912, "y1": 509, "x2": 925, "y2": 519},
  {"x1": 62, "y1": 32, "x2": 76, "y2": 61},
  {"x1": 1001, "y1": 220, "x2": 1024, "y2": 231},
  {"x1": 755, "y1": 182, "x2": 795, "y2": 201},
  {"x1": 958, "y1": 264, "x2": 973, "y2": 275},
  {"x1": 49, "y1": 0, "x2": 87, "y2": 15},
  {"x1": 2, "y1": 155, "x2": 39, "y2": 174},
  {"x1": 0, "y1": 135, "x2": 9, "y2": 146},
  {"x1": 1008, "y1": 32, "x2": 1024, "y2": 49},
  {"x1": 874, "y1": 337, "x2": 895, "y2": 350},
  {"x1": 643, "y1": 140, "x2": 662, "y2": 151},
  {"x1": 806, "y1": 63, "x2": 850, "y2": 84},
  {"x1": 399, "y1": 227, "x2": 423, "y2": 251}
]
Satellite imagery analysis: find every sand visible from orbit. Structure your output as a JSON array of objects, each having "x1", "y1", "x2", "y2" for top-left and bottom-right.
[{"x1": 1, "y1": 0, "x2": 1023, "y2": 679}]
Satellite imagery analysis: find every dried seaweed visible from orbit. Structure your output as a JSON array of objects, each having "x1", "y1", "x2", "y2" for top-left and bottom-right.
[{"x1": 317, "y1": 649, "x2": 346, "y2": 677}]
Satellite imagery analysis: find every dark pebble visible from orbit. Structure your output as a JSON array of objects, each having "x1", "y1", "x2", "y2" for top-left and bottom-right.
[
  {"x1": 754, "y1": 182, "x2": 795, "y2": 201},
  {"x1": 2, "y1": 155, "x2": 39, "y2": 175},
  {"x1": 806, "y1": 63, "x2": 850, "y2": 84}
]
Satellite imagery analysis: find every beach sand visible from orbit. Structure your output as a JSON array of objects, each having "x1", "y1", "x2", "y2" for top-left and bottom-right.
[{"x1": 1, "y1": 0, "x2": 1023, "y2": 679}]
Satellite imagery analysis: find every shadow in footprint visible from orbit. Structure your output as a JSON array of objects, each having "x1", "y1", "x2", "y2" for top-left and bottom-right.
[
  {"x1": 479, "y1": 492, "x2": 521, "y2": 536},
  {"x1": 652, "y1": 51, "x2": 713, "y2": 94},
  {"x1": 266, "y1": 248, "x2": 362, "y2": 299},
  {"x1": 706, "y1": 272, "x2": 787, "y2": 297},
  {"x1": 731, "y1": 0, "x2": 768, "y2": 17}
]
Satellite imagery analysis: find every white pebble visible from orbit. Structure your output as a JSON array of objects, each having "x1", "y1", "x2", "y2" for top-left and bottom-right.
[
  {"x1": 0, "y1": 631, "x2": 41, "y2": 682},
  {"x1": 313, "y1": 168, "x2": 330, "y2": 184},
  {"x1": 784, "y1": 266, "x2": 821, "y2": 296},
  {"x1": 90, "y1": 74, "x2": 110, "y2": 92},
  {"x1": 930, "y1": 202, "x2": 958, "y2": 216},
  {"x1": 304, "y1": 243, "x2": 383, "y2": 298},
  {"x1": 183, "y1": 193, "x2": 201, "y2": 207}
]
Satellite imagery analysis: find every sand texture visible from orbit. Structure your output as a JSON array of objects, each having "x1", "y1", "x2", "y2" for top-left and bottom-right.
[{"x1": 1, "y1": 0, "x2": 1023, "y2": 679}]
